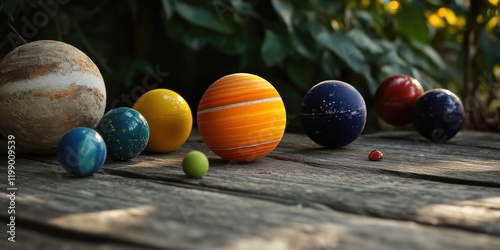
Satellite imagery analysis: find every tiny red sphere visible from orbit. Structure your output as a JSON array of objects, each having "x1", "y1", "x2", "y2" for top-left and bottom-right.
[
  {"x1": 375, "y1": 75, "x2": 424, "y2": 126},
  {"x1": 369, "y1": 150, "x2": 384, "y2": 161}
]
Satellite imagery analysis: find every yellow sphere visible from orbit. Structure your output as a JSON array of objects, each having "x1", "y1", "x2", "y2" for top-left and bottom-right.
[
  {"x1": 197, "y1": 73, "x2": 287, "y2": 162},
  {"x1": 133, "y1": 89, "x2": 192, "y2": 152}
]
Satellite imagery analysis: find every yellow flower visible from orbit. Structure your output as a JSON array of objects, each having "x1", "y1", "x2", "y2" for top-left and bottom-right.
[
  {"x1": 485, "y1": 16, "x2": 499, "y2": 32},
  {"x1": 428, "y1": 14, "x2": 446, "y2": 28},
  {"x1": 385, "y1": 1, "x2": 400, "y2": 14},
  {"x1": 437, "y1": 7, "x2": 448, "y2": 18},
  {"x1": 437, "y1": 7, "x2": 458, "y2": 26}
]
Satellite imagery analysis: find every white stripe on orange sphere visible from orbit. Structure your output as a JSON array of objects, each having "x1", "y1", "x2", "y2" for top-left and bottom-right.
[{"x1": 197, "y1": 73, "x2": 286, "y2": 162}]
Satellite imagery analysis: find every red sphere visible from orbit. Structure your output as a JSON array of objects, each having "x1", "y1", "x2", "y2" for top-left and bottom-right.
[
  {"x1": 368, "y1": 150, "x2": 384, "y2": 161},
  {"x1": 375, "y1": 75, "x2": 424, "y2": 126}
]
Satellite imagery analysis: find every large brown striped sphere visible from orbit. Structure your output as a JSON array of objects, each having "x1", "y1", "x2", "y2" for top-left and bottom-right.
[
  {"x1": 197, "y1": 73, "x2": 287, "y2": 162},
  {"x1": 0, "y1": 40, "x2": 106, "y2": 154}
]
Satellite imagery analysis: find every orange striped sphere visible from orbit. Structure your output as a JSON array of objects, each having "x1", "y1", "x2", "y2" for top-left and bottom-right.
[{"x1": 197, "y1": 73, "x2": 286, "y2": 162}]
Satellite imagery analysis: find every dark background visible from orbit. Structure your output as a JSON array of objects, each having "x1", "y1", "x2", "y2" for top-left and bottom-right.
[{"x1": 1, "y1": 0, "x2": 499, "y2": 132}]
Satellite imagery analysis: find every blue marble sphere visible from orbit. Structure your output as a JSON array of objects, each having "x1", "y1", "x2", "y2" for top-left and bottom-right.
[
  {"x1": 301, "y1": 80, "x2": 367, "y2": 148},
  {"x1": 96, "y1": 107, "x2": 149, "y2": 161},
  {"x1": 57, "y1": 127, "x2": 107, "y2": 177},
  {"x1": 414, "y1": 89, "x2": 464, "y2": 143}
]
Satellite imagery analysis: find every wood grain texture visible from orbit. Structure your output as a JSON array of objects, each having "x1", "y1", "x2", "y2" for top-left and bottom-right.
[
  {"x1": 1, "y1": 159, "x2": 499, "y2": 250},
  {"x1": 2, "y1": 227, "x2": 146, "y2": 250},
  {"x1": 1, "y1": 131, "x2": 499, "y2": 249}
]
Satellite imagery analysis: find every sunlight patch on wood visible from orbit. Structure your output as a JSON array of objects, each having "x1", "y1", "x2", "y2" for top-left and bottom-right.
[
  {"x1": 416, "y1": 197, "x2": 500, "y2": 231},
  {"x1": 49, "y1": 205, "x2": 156, "y2": 232},
  {"x1": 223, "y1": 224, "x2": 343, "y2": 250}
]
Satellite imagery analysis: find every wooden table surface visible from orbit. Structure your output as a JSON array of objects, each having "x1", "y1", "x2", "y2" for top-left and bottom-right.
[{"x1": 1, "y1": 130, "x2": 500, "y2": 250}]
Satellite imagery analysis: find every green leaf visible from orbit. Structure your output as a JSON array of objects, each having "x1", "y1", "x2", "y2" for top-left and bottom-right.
[
  {"x1": 261, "y1": 30, "x2": 288, "y2": 67},
  {"x1": 271, "y1": 0, "x2": 294, "y2": 32},
  {"x1": 346, "y1": 29, "x2": 383, "y2": 55},
  {"x1": 379, "y1": 64, "x2": 414, "y2": 82},
  {"x1": 480, "y1": 31, "x2": 500, "y2": 70},
  {"x1": 399, "y1": 41, "x2": 446, "y2": 78},
  {"x1": 409, "y1": 41, "x2": 446, "y2": 71},
  {"x1": 354, "y1": 10, "x2": 375, "y2": 27},
  {"x1": 379, "y1": 41, "x2": 407, "y2": 65},
  {"x1": 215, "y1": 37, "x2": 249, "y2": 55},
  {"x1": 396, "y1": 3, "x2": 429, "y2": 44},
  {"x1": 361, "y1": 71, "x2": 377, "y2": 95},
  {"x1": 175, "y1": 2, "x2": 233, "y2": 33},
  {"x1": 316, "y1": 31, "x2": 369, "y2": 75},
  {"x1": 292, "y1": 25, "x2": 319, "y2": 60},
  {"x1": 231, "y1": 0, "x2": 253, "y2": 16},
  {"x1": 307, "y1": 17, "x2": 327, "y2": 35},
  {"x1": 181, "y1": 33, "x2": 208, "y2": 50},
  {"x1": 162, "y1": 16, "x2": 207, "y2": 50},
  {"x1": 286, "y1": 60, "x2": 314, "y2": 91},
  {"x1": 291, "y1": 33, "x2": 318, "y2": 60},
  {"x1": 161, "y1": 0, "x2": 175, "y2": 19},
  {"x1": 321, "y1": 51, "x2": 340, "y2": 78},
  {"x1": 212, "y1": 0, "x2": 234, "y2": 21},
  {"x1": 411, "y1": 67, "x2": 442, "y2": 89}
]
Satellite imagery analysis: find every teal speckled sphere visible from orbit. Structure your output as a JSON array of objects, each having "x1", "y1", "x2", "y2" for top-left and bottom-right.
[
  {"x1": 57, "y1": 127, "x2": 107, "y2": 177},
  {"x1": 96, "y1": 107, "x2": 149, "y2": 161}
]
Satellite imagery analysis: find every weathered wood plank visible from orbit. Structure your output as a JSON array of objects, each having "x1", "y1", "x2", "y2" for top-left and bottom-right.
[
  {"x1": 101, "y1": 156, "x2": 500, "y2": 235},
  {"x1": 1, "y1": 159, "x2": 500, "y2": 250},
  {"x1": 372, "y1": 130, "x2": 500, "y2": 150},
  {"x1": 3, "y1": 133, "x2": 499, "y2": 235},
  {"x1": 1, "y1": 131, "x2": 499, "y2": 249},
  {"x1": 10, "y1": 130, "x2": 500, "y2": 186},
  {"x1": 51, "y1": 131, "x2": 496, "y2": 235},
  {"x1": 275, "y1": 131, "x2": 500, "y2": 186},
  {"x1": 2, "y1": 227, "x2": 146, "y2": 250}
]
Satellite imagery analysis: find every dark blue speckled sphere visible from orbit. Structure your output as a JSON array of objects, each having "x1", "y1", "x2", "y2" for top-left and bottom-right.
[
  {"x1": 96, "y1": 107, "x2": 150, "y2": 161},
  {"x1": 414, "y1": 89, "x2": 464, "y2": 143},
  {"x1": 301, "y1": 80, "x2": 367, "y2": 148},
  {"x1": 57, "y1": 127, "x2": 107, "y2": 177}
]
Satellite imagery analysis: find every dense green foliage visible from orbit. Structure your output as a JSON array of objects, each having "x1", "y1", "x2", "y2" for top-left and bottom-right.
[{"x1": 1, "y1": 0, "x2": 499, "y2": 131}]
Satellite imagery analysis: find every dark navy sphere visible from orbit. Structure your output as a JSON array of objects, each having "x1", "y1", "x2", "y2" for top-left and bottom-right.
[
  {"x1": 414, "y1": 89, "x2": 464, "y2": 143},
  {"x1": 57, "y1": 127, "x2": 107, "y2": 177},
  {"x1": 301, "y1": 80, "x2": 367, "y2": 148},
  {"x1": 96, "y1": 107, "x2": 150, "y2": 161}
]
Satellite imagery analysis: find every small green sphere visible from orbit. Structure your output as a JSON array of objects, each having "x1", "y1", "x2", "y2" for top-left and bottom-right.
[{"x1": 182, "y1": 151, "x2": 209, "y2": 178}]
